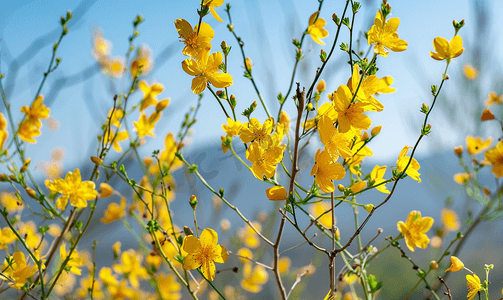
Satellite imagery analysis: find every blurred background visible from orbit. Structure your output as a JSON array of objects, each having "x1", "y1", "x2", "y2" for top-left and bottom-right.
[{"x1": 1, "y1": 0, "x2": 503, "y2": 299}]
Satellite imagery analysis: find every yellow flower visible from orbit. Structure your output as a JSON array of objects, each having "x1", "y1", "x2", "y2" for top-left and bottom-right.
[
  {"x1": 53, "y1": 269, "x2": 76, "y2": 296},
  {"x1": 18, "y1": 222, "x2": 40, "y2": 249},
  {"x1": 318, "y1": 115, "x2": 352, "y2": 160},
  {"x1": 92, "y1": 30, "x2": 111, "y2": 61},
  {"x1": 236, "y1": 248, "x2": 253, "y2": 264},
  {"x1": 332, "y1": 85, "x2": 371, "y2": 133},
  {"x1": 238, "y1": 222, "x2": 262, "y2": 249},
  {"x1": 98, "y1": 182, "x2": 114, "y2": 198},
  {"x1": 240, "y1": 263, "x2": 269, "y2": 293},
  {"x1": 466, "y1": 136, "x2": 492, "y2": 155},
  {"x1": 265, "y1": 186, "x2": 287, "y2": 201},
  {"x1": 397, "y1": 210, "x2": 434, "y2": 252},
  {"x1": 0, "y1": 227, "x2": 17, "y2": 249},
  {"x1": 182, "y1": 228, "x2": 228, "y2": 281},
  {"x1": 370, "y1": 165, "x2": 389, "y2": 194},
  {"x1": 101, "y1": 198, "x2": 126, "y2": 224},
  {"x1": 466, "y1": 274, "x2": 482, "y2": 300},
  {"x1": 278, "y1": 256, "x2": 291, "y2": 275},
  {"x1": 376, "y1": 76, "x2": 396, "y2": 94},
  {"x1": 1, "y1": 192, "x2": 23, "y2": 212},
  {"x1": 307, "y1": 11, "x2": 329, "y2": 45},
  {"x1": 102, "y1": 56, "x2": 126, "y2": 77},
  {"x1": 182, "y1": 45, "x2": 233, "y2": 94},
  {"x1": 108, "y1": 280, "x2": 138, "y2": 299},
  {"x1": 310, "y1": 201, "x2": 334, "y2": 229},
  {"x1": 60, "y1": 243, "x2": 84, "y2": 275},
  {"x1": 463, "y1": 64, "x2": 479, "y2": 80},
  {"x1": 453, "y1": 173, "x2": 471, "y2": 185},
  {"x1": 367, "y1": 10, "x2": 407, "y2": 57},
  {"x1": 485, "y1": 91, "x2": 503, "y2": 107},
  {"x1": 240, "y1": 117, "x2": 274, "y2": 146},
  {"x1": 441, "y1": 208, "x2": 461, "y2": 231},
  {"x1": 134, "y1": 112, "x2": 160, "y2": 138},
  {"x1": 430, "y1": 36, "x2": 464, "y2": 62},
  {"x1": 246, "y1": 141, "x2": 284, "y2": 180},
  {"x1": 484, "y1": 141, "x2": 503, "y2": 178},
  {"x1": 18, "y1": 95, "x2": 50, "y2": 143},
  {"x1": 396, "y1": 146, "x2": 421, "y2": 183},
  {"x1": 311, "y1": 149, "x2": 346, "y2": 193},
  {"x1": 175, "y1": 19, "x2": 214, "y2": 58},
  {"x1": 222, "y1": 118, "x2": 243, "y2": 137},
  {"x1": 317, "y1": 79, "x2": 326, "y2": 92},
  {"x1": 102, "y1": 129, "x2": 128, "y2": 152},
  {"x1": 303, "y1": 102, "x2": 337, "y2": 130},
  {"x1": 77, "y1": 276, "x2": 104, "y2": 299},
  {"x1": 149, "y1": 133, "x2": 183, "y2": 174},
  {"x1": 45, "y1": 168, "x2": 98, "y2": 209},
  {"x1": 445, "y1": 256, "x2": 464, "y2": 272},
  {"x1": 138, "y1": 81, "x2": 164, "y2": 111},
  {"x1": 203, "y1": 0, "x2": 224, "y2": 22},
  {"x1": 113, "y1": 249, "x2": 149, "y2": 288},
  {"x1": 158, "y1": 273, "x2": 182, "y2": 300},
  {"x1": 347, "y1": 65, "x2": 383, "y2": 112},
  {"x1": 130, "y1": 46, "x2": 153, "y2": 77},
  {"x1": 1, "y1": 251, "x2": 38, "y2": 289},
  {"x1": 99, "y1": 267, "x2": 119, "y2": 286},
  {"x1": 0, "y1": 113, "x2": 8, "y2": 150}
]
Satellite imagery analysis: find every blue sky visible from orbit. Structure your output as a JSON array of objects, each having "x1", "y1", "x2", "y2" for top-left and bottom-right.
[{"x1": 1, "y1": 0, "x2": 502, "y2": 172}]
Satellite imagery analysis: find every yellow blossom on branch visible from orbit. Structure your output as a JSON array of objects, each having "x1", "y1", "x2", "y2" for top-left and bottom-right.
[
  {"x1": 441, "y1": 208, "x2": 460, "y2": 232},
  {"x1": 307, "y1": 11, "x2": 329, "y2": 45},
  {"x1": 222, "y1": 118, "x2": 243, "y2": 137},
  {"x1": 396, "y1": 146, "x2": 421, "y2": 183},
  {"x1": 376, "y1": 76, "x2": 396, "y2": 94},
  {"x1": 430, "y1": 36, "x2": 464, "y2": 62},
  {"x1": 239, "y1": 117, "x2": 274, "y2": 145},
  {"x1": 484, "y1": 141, "x2": 503, "y2": 178},
  {"x1": 182, "y1": 45, "x2": 233, "y2": 94},
  {"x1": 466, "y1": 136, "x2": 492, "y2": 155},
  {"x1": 203, "y1": 0, "x2": 224, "y2": 22},
  {"x1": 0, "y1": 113, "x2": 7, "y2": 150},
  {"x1": 265, "y1": 186, "x2": 287, "y2": 201},
  {"x1": 182, "y1": 228, "x2": 228, "y2": 281},
  {"x1": 113, "y1": 249, "x2": 149, "y2": 288},
  {"x1": 367, "y1": 10, "x2": 407, "y2": 57},
  {"x1": 311, "y1": 149, "x2": 346, "y2": 193},
  {"x1": 453, "y1": 173, "x2": 471, "y2": 185},
  {"x1": 370, "y1": 165, "x2": 390, "y2": 194},
  {"x1": 101, "y1": 198, "x2": 127, "y2": 224},
  {"x1": 18, "y1": 95, "x2": 50, "y2": 143},
  {"x1": 175, "y1": 19, "x2": 214, "y2": 58},
  {"x1": 60, "y1": 243, "x2": 84, "y2": 275},
  {"x1": 1, "y1": 251, "x2": 38, "y2": 289},
  {"x1": 240, "y1": 262, "x2": 269, "y2": 293},
  {"x1": 397, "y1": 210, "x2": 433, "y2": 252},
  {"x1": 102, "y1": 129, "x2": 128, "y2": 152},
  {"x1": 130, "y1": 46, "x2": 153, "y2": 77},
  {"x1": 45, "y1": 168, "x2": 98, "y2": 209},
  {"x1": 303, "y1": 102, "x2": 337, "y2": 130},
  {"x1": 318, "y1": 114, "x2": 352, "y2": 160},
  {"x1": 463, "y1": 64, "x2": 479, "y2": 80},
  {"x1": 245, "y1": 141, "x2": 284, "y2": 180},
  {"x1": 466, "y1": 274, "x2": 482, "y2": 300},
  {"x1": 158, "y1": 273, "x2": 182, "y2": 300},
  {"x1": 238, "y1": 222, "x2": 262, "y2": 249},
  {"x1": 332, "y1": 85, "x2": 371, "y2": 133},
  {"x1": 485, "y1": 91, "x2": 502, "y2": 107},
  {"x1": 445, "y1": 256, "x2": 464, "y2": 272},
  {"x1": 138, "y1": 81, "x2": 164, "y2": 111},
  {"x1": 133, "y1": 112, "x2": 160, "y2": 138},
  {"x1": 347, "y1": 65, "x2": 383, "y2": 112}
]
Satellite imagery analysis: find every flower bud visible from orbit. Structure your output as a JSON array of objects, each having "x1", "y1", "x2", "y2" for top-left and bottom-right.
[
  {"x1": 363, "y1": 203, "x2": 374, "y2": 213},
  {"x1": 25, "y1": 187, "x2": 38, "y2": 200},
  {"x1": 361, "y1": 131, "x2": 369, "y2": 141},
  {"x1": 453, "y1": 145, "x2": 463, "y2": 156},
  {"x1": 91, "y1": 156, "x2": 103, "y2": 165},
  {"x1": 245, "y1": 57, "x2": 253, "y2": 71},
  {"x1": 99, "y1": 183, "x2": 114, "y2": 198},
  {"x1": 316, "y1": 79, "x2": 326, "y2": 92},
  {"x1": 189, "y1": 195, "x2": 197, "y2": 209},
  {"x1": 351, "y1": 181, "x2": 366, "y2": 193},
  {"x1": 0, "y1": 174, "x2": 8, "y2": 182},
  {"x1": 483, "y1": 187, "x2": 491, "y2": 197},
  {"x1": 337, "y1": 184, "x2": 345, "y2": 192},
  {"x1": 430, "y1": 260, "x2": 438, "y2": 270},
  {"x1": 156, "y1": 99, "x2": 170, "y2": 111},
  {"x1": 183, "y1": 226, "x2": 194, "y2": 236},
  {"x1": 371, "y1": 125, "x2": 382, "y2": 136}
]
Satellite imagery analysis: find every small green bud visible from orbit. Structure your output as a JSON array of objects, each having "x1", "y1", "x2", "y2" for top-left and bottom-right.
[{"x1": 189, "y1": 195, "x2": 197, "y2": 209}]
